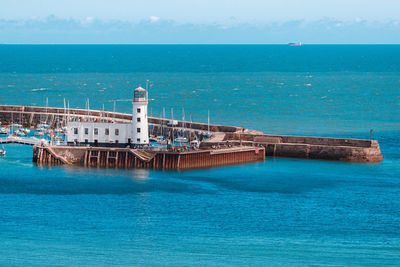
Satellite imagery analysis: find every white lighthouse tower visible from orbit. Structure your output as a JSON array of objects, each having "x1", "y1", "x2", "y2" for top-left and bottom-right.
[{"x1": 131, "y1": 85, "x2": 149, "y2": 145}]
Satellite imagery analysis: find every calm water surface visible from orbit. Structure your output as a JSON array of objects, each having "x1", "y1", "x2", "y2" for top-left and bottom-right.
[{"x1": 0, "y1": 45, "x2": 399, "y2": 266}]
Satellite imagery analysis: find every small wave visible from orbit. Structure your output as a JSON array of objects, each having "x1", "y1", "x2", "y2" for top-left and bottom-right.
[
  {"x1": 32, "y1": 88, "x2": 49, "y2": 92},
  {"x1": 305, "y1": 83, "x2": 312, "y2": 86}
]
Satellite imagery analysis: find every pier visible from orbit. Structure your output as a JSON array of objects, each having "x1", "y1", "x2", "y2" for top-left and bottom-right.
[
  {"x1": 33, "y1": 146, "x2": 265, "y2": 170},
  {"x1": 0, "y1": 104, "x2": 384, "y2": 167}
]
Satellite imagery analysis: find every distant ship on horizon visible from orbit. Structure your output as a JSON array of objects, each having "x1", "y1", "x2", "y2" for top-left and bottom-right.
[{"x1": 288, "y1": 42, "x2": 302, "y2": 46}]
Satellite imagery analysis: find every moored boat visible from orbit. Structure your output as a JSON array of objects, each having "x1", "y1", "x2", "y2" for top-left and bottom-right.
[
  {"x1": 34, "y1": 130, "x2": 46, "y2": 137},
  {"x1": 174, "y1": 136, "x2": 188, "y2": 143},
  {"x1": 0, "y1": 127, "x2": 9, "y2": 135},
  {"x1": 15, "y1": 129, "x2": 27, "y2": 137},
  {"x1": 0, "y1": 147, "x2": 6, "y2": 157}
]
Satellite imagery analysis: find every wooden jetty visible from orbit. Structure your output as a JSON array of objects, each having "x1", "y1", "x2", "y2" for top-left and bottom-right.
[{"x1": 33, "y1": 146, "x2": 265, "y2": 170}]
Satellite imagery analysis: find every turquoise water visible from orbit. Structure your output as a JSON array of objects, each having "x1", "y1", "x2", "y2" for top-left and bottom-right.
[{"x1": 0, "y1": 45, "x2": 399, "y2": 266}]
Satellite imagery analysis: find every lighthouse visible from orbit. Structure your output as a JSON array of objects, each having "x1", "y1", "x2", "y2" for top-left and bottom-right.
[{"x1": 131, "y1": 85, "x2": 149, "y2": 145}]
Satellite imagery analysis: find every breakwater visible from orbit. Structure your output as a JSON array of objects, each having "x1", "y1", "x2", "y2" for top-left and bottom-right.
[{"x1": 202, "y1": 133, "x2": 383, "y2": 162}]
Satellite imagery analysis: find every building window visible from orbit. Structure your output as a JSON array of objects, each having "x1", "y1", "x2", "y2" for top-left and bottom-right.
[
  {"x1": 137, "y1": 117, "x2": 141, "y2": 122},
  {"x1": 74, "y1": 128, "x2": 78, "y2": 135},
  {"x1": 84, "y1": 128, "x2": 89, "y2": 135},
  {"x1": 115, "y1": 140, "x2": 119, "y2": 145},
  {"x1": 94, "y1": 128, "x2": 98, "y2": 135},
  {"x1": 137, "y1": 128, "x2": 141, "y2": 133},
  {"x1": 85, "y1": 139, "x2": 88, "y2": 144},
  {"x1": 115, "y1": 129, "x2": 119, "y2": 136},
  {"x1": 137, "y1": 108, "x2": 141, "y2": 113},
  {"x1": 105, "y1": 128, "x2": 109, "y2": 135},
  {"x1": 137, "y1": 138, "x2": 140, "y2": 143}
]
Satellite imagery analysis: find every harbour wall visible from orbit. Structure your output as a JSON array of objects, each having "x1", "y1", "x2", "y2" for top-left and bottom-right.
[{"x1": 201, "y1": 133, "x2": 383, "y2": 162}]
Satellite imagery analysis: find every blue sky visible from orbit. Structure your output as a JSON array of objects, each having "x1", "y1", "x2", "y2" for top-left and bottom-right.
[{"x1": 1, "y1": 0, "x2": 400, "y2": 43}]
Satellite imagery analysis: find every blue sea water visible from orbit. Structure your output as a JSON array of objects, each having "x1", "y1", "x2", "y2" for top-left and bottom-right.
[{"x1": 0, "y1": 45, "x2": 399, "y2": 266}]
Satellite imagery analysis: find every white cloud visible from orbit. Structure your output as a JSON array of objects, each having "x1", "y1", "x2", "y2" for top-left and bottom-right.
[
  {"x1": 149, "y1": 16, "x2": 160, "y2": 23},
  {"x1": 81, "y1": 16, "x2": 94, "y2": 26}
]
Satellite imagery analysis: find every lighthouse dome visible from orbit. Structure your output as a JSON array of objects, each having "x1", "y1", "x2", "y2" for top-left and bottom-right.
[{"x1": 134, "y1": 86, "x2": 148, "y2": 102}]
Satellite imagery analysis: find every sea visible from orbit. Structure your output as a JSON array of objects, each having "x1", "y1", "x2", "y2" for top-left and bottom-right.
[{"x1": 0, "y1": 45, "x2": 399, "y2": 266}]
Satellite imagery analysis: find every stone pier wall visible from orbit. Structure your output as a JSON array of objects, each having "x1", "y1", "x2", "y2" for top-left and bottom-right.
[{"x1": 203, "y1": 133, "x2": 384, "y2": 162}]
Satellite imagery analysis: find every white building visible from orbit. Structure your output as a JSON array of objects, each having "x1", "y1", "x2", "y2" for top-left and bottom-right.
[{"x1": 66, "y1": 86, "x2": 149, "y2": 147}]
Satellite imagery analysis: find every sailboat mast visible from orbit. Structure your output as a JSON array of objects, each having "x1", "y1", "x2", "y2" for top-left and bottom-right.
[
  {"x1": 207, "y1": 109, "x2": 210, "y2": 134},
  {"x1": 45, "y1": 97, "x2": 48, "y2": 124},
  {"x1": 63, "y1": 98, "x2": 66, "y2": 126},
  {"x1": 182, "y1": 107, "x2": 185, "y2": 130},
  {"x1": 11, "y1": 111, "x2": 13, "y2": 135},
  {"x1": 162, "y1": 107, "x2": 166, "y2": 137},
  {"x1": 102, "y1": 103, "x2": 105, "y2": 123},
  {"x1": 171, "y1": 107, "x2": 174, "y2": 142},
  {"x1": 87, "y1": 98, "x2": 90, "y2": 122},
  {"x1": 67, "y1": 100, "x2": 70, "y2": 123}
]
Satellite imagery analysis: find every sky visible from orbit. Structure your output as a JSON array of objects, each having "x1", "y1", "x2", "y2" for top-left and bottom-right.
[{"x1": 1, "y1": 0, "x2": 400, "y2": 43}]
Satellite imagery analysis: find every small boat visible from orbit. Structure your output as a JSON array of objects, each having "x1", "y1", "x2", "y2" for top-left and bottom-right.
[
  {"x1": 155, "y1": 136, "x2": 167, "y2": 145},
  {"x1": 7, "y1": 134, "x2": 21, "y2": 141},
  {"x1": 0, "y1": 147, "x2": 6, "y2": 157},
  {"x1": 0, "y1": 127, "x2": 9, "y2": 135},
  {"x1": 174, "y1": 136, "x2": 188, "y2": 143},
  {"x1": 37, "y1": 123, "x2": 50, "y2": 129},
  {"x1": 149, "y1": 136, "x2": 158, "y2": 142},
  {"x1": 190, "y1": 140, "x2": 200, "y2": 148},
  {"x1": 9, "y1": 123, "x2": 22, "y2": 129},
  {"x1": 15, "y1": 129, "x2": 27, "y2": 137},
  {"x1": 34, "y1": 130, "x2": 46, "y2": 137},
  {"x1": 21, "y1": 128, "x2": 31, "y2": 134},
  {"x1": 201, "y1": 131, "x2": 213, "y2": 138},
  {"x1": 288, "y1": 42, "x2": 302, "y2": 46}
]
